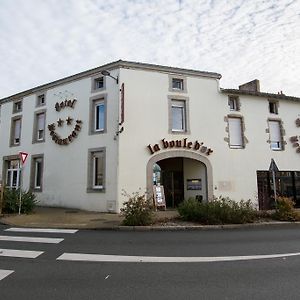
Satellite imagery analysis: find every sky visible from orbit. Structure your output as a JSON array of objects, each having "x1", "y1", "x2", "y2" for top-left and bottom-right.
[{"x1": 0, "y1": 0, "x2": 299, "y2": 99}]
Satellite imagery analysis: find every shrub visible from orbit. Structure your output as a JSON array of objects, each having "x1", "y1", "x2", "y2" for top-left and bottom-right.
[
  {"x1": 3, "y1": 188, "x2": 38, "y2": 214},
  {"x1": 272, "y1": 196, "x2": 299, "y2": 221},
  {"x1": 121, "y1": 191, "x2": 154, "y2": 226},
  {"x1": 178, "y1": 197, "x2": 258, "y2": 224}
]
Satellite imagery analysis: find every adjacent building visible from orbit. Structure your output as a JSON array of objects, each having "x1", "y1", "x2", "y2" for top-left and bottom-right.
[{"x1": 0, "y1": 60, "x2": 299, "y2": 212}]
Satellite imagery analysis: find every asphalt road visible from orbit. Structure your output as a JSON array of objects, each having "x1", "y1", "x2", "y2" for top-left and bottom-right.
[{"x1": 1, "y1": 224, "x2": 300, "y2": 299}]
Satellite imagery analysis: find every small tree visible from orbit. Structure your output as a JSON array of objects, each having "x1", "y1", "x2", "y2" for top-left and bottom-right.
[{"x1": 3, "y1": 188, "x2": 38, "y2": 214}]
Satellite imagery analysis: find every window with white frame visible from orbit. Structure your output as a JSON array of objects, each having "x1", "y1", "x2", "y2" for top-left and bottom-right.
[
  {"x1": 33, "y1": 111, "x2": 46, "y2": 142},
  {"x1": 89, "y1": 96, "x2": 107, "y2": 134},
  {"x1": 11, "y1": 117, "x2": 22, "y2": 146},
  {"x1": 6, "y1": 159, "x2": 21, "y2": 189},
  {"x1": 30, "y1": 155, "x2": 43, "y2": 191},
  {"x1": 95, "y1": 101, "x2": 105, "y2": 131},
  {"x1": 268, "y1": 120, "x2": 282, "y2": 150},
  {"x1": 87, "y1": 148, "x2": 105, "y2": 192},
  {"x1": 171, "y1": 100, "x2": 186, "y2": 132},
  {"x1": 228, "y1": 117, "x2": 243, "y2": 148},
  {"x1": 228, "y1": 96, "x2": 240, "y2": 111}
]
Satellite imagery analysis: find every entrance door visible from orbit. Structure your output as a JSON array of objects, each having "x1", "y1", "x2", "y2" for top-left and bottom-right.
[
  {"x1": 162, "y1": 171, "x2": 184, "y2": 208},
  {"x1": 158, "y1": 157, "x2": 184, "y2": 208}
]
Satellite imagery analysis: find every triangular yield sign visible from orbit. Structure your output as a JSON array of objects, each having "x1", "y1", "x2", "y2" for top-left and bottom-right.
[
  {"x1": 269, "y1": 158, "x2": 279, "y2": 172},
  {"x1": 19, "y1": 152, "x2": 29, "y2": 164}
]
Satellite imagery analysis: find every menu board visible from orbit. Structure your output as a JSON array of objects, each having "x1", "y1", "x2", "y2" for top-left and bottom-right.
[{"x1": 153, "y1": 185, "x2": 166, "y2": 210}]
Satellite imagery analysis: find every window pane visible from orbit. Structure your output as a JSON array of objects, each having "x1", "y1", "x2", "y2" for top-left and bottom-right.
[
  {"x1": 34, "y1": 160, "x2": 42, "y2": 188},
  {"x1": 6, "y1": 170, "x2": 11, "y2": 186},
  {"x1": 12, "y1": 170, "x2": 18, "y2": 187},
  {"x1": 93, "y1": 153, "x2": 103, "y2": 188},
  {"x1": 172, "y1": 79, "x2": 183, "y2": 90},
  {"x1": 95, "y1": 78, "x2": 104, "y2": 89},
  {"x1": 95, "y1": 103, "x2": 105, "y2": 131}
]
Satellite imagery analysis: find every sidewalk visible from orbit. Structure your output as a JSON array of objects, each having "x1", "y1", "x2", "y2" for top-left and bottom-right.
[
  {"x1": 1, "y1": 206, "x2": 299, "y2": 231},
  {"x1": 0, "y1": 206, "x2": 179, "y2": 230}
]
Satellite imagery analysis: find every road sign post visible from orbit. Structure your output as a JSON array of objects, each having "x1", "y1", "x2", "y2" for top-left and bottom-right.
[
  {"x1": 0, "y1": 182, "x2": 4, "y2": 215},
  {"x1": 269, "y1": 159, "x2": 279, "y2": 209},
  {"x1": 18, "y1": 152, "x2": 29, "y2": 215}
]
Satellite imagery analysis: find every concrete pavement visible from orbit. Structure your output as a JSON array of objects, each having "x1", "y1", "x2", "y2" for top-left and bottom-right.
[
  {"x1": 1, "y1": 206, "x2": 299, "y2": 230},
  {"x1": 0, "y1": 206, "x2": 179, "y2": 229}
]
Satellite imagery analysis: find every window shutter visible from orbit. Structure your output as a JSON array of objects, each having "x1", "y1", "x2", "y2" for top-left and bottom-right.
[
  {"x1": 14, "y1": 119, "x2": 21, "y2": 139},
  {"x1": 269, "y1": 121, "x2": 281, "y2": 142},
  {"x1": 172, "y1": 100, "x2": 185, "y2": 131},
  {"x1": 37, "y1": 113, "x2": 45, "y2": 130},
  {"x1": 228, "y1": 118, "x2": 243, "y2": 147}
]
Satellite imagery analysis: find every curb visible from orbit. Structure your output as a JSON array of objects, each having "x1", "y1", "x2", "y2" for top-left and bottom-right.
[
  {"x1": 101, "y1": 221, "x2": 300, "y2": 231},
  {"x1": 2, "y1": 217, "x2": 300, "y2": 231}
]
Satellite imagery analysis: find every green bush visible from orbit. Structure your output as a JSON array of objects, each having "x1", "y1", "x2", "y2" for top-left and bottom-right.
[
  {"x1": 121, "y1": 191, "x2": 154, "y2": 226},
  {"x1": 272, "y1": 196, "x2": 299, "y2": 221},
  {"x1": 178, "y1": 197, "x2": 257, "y2": 224},
  {"x1": 3, "y1": 188, "x2": 38, "y2": 214}
]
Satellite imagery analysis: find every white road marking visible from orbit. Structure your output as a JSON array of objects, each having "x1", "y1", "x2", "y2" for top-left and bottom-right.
[
  {"x1": 0, "y1": 248, "x2": 43, "y2": 258},
  {"x1": 0, "y1": 235, "x2": 63, "y2": 244},
  {"x1": 57, "y1": 252, "x2": 300, "y2": 263},
  {"x1": 0, "y1": 270, "x2": 14, "y2": 281},
  {"x1": 5, "y1": 228, "x2": 78, "y2": 234}
]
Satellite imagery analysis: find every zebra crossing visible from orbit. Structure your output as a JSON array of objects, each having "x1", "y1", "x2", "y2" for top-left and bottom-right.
[{"x1": 0, "y1": 226, "x2": 78, "y2": 282}]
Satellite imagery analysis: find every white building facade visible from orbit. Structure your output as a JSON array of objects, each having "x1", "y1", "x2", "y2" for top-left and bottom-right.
[{"x1": 0, "y1": 60, "x2": 299, "y2": 212}]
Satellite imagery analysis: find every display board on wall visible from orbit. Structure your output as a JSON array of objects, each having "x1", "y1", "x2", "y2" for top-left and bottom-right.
[
  {"x1": 187, "y1": 179, "x2": 202, "y2": 190},
  {"x1": 153, "y1": 185, "x2": 166, "y2": 210}
]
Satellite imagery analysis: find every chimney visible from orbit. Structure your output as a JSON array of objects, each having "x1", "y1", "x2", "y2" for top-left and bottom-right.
[{"x1": 239, "y1": 79, "x2": 260, "y2": 92}]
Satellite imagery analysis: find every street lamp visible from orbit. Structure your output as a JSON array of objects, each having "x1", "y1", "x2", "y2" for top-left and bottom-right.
[{"x1": 101, "y1": 70, "x2": 119, "y2": 84}]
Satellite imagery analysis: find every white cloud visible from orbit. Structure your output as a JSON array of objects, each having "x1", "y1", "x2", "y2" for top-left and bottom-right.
[{"x1": 0, "y1": 0, "x2": 299, "y2": 98}]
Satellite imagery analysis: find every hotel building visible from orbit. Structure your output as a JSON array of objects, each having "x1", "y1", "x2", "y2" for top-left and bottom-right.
[{"x1": 0, "y1": 60, "x2": 299, "y2": 212}]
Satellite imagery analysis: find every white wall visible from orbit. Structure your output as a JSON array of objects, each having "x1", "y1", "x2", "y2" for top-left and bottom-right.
[
  {"x1": 0, "y1": 70, "x2": 120, "y2": 212},
  {"x1": 117, "y1": 67, "x2": 300, "y2": 210}
]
